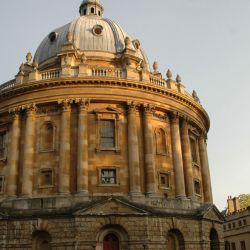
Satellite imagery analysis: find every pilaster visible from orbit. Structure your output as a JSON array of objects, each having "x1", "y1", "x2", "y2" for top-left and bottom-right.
[
  {"x1": 21, "y1": 104, "x2": 37, "y2": 197},
  {"x1": 170, "y1": 112, "x2": 186, "y2": 199},
  {"x1": 143, "y1": 104, "x2": 157, "y2": 196},
  {"x1": 58, "y1": 99, "x2": 72, "y2": 195},
  {"x1": 7, "y1": 108, "x2": 21, "y2": 197},
  {"x1": 76, "y1": 99, "x2": 89, "y2": 196},
  {"x1": 127, "y1": 102, "x2": 142, "y2": 197},
  {"x1": 199, "y1": 132, "x2": 213, "y2": 203}
]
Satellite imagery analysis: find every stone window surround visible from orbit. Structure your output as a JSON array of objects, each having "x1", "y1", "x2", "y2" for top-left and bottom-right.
[
  {"x1": 97, "y1": 166, "x2": 120, "y2": 187},
  {"x1": 194, "y1": 178, "x2": 202, "y2": 197},
  {"x1": 158, "y1": 171, "x2": 171, "y2": 190},
  {"x1": 154, "y1": 127, "x2": 169, "y2": 156},
  {"x1": 39, "y1": 168, "x2": 54, "y2": 189},
  {"x1": 0, "y1": 175, "x2": 4, "y2": 193},
  {"x1": 189, "y1": 132, "x2": 200, "y2": 167},
  {"x1": 38, "y1": 121, "x2": 57, "y2": 153},
  {"x1": 0, "y1": 128, "x2": 8, "y2": 161},
  {"x1": 95, "y1": 111, "x2": 120, "y2": 152}
]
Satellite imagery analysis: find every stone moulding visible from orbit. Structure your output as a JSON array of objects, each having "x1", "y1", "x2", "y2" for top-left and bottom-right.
[{"x1": 0, "y1": 78, "x2": 210, "y2": 129}]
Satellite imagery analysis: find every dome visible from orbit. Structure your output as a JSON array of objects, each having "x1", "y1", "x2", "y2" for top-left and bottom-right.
[{"x1": 34, "y1": 5, "x2": 149, "y2": 68}]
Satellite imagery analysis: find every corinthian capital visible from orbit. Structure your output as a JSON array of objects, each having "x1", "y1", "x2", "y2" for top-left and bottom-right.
[
  {"x1": 127, "y1": 101, "x2": 139, "y2": 113},
  {"x1": 58, "y1": 99, "x2": 72, "y2": 112},
  {"x1": 76, "y1": 98, "x2": 90, "y2": 111},
  {"x1": 143, "y1": 104, "x2": 155, "y2": 115},
  {"x1": 22, "y1": 103, "x2": 37, "y2": 116}
]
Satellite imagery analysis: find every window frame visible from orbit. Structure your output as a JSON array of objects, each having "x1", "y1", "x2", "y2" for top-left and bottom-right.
[
  {"x1": 194, "y1": 179, "x2": 202, "y2": 196},
  {"x1": 39, "y1": 168, "x2": 54, "y2": 188},
  {"x1": 97, "y1": 166, "x2": 120, "y2": 187},
  {"x1": 95, "y1": 108, "x2": 121, "y2": 152},
  {"x1": 158, "y1": 171, "x2": 171, "y2": 190},
  {"x1": 0, "y1": 130, "x2": 7, "y2": 161},
  {"x1": 39, "y1": 122, "x2": 56, "y2": 153},
  {"x1": 0, "y1": 176, "x2": 5, "y2": 194},
  {"x1": 155, "y1": 128, "x2": 169, "y2": 156}
]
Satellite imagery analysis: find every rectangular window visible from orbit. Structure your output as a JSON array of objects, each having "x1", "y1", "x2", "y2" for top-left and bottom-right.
[
  {"x1": 40, "y1": 170, "x2": 53, "y2": 187},
  {"x1": 159, "y1": 173, "x2": 170, "y2": 189},
  {"x1": 231, "y1": 242, "x2": 236, "y2": 250},
  {"x1": 0, "y1": 176, "x2": 4, "y2": 193},
  {"x1": 240, "y1": 241, "x2": 246, "y2": 250},
  {"x1": 239, "y1": 220, "x2": 242, "y2": 227},
  {"x1": 243, "y1": 219, "x2": 247, "y2": 226},
  {"x1": 194, "y1": 180, "x2": 201, "y2": 195},
  {"x1": 100, "y1": 120, "x2": 115, "y2": 148},
  {"x1": 101, "y1": 169, "x2": 117, "y2": 184},
  {"x1": 232, "y1": 222, "x2": 235, "y2": 228},
  {"x1": 190, "y1": 138, "x2": 198, "y2": 163},
  {"x1": 0, "y1": 132, "x2": 6, "y2": 159}
]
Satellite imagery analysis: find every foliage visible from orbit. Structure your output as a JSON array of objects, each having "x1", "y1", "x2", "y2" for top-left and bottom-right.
[{"x1": 238, "y1": 194, "x2": 250, "y2": 209}]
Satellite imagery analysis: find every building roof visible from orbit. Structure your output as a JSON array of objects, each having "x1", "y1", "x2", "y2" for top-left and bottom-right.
[{"x1": 34, "y1": 1, "x2": 149, "y2": 68}]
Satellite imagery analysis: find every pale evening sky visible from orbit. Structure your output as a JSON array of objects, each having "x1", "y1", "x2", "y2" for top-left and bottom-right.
[{"x1": 0, "y1": 0, "x2": 249, "y2": 210}]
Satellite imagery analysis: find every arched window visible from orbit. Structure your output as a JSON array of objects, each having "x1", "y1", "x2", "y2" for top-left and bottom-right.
[
  {"x1": 103, "y1": 233, "x2": 120, "y2": 250},
  {"x1": 32, "y1": 231, "x2": 52, "y2": 250},
  {"x1": 40, "y1": 122, "x2": 55, "y2": 152},
  {"x1": 91, "y1": 7, "x2": 95, "y2": 14},
  {"x1": 210, "y1": 228, "x2": 219, "y2": 250},
  {"x1": 155, "y1": 128, "x2": 167, "y2": 154},
  {"x1": 167, "y1": 229, "x2": 185, "y2": 250}
]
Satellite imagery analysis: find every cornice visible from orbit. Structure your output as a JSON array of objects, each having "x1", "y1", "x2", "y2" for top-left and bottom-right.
[{"x1": 0, "y1": 77, "x2": 210, "y2": 130}]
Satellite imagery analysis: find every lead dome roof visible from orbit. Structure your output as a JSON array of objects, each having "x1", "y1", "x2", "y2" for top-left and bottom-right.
[{"x1": 34, "y1": 1, "x2": 149, "y2": 67}]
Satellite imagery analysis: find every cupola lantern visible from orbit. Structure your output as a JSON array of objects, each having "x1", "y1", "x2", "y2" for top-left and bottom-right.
[{"x1": 79, "y1": 0, "x2": 104, "y2": 17}]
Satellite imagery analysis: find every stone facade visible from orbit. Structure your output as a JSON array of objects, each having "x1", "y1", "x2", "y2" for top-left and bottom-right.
[
  {"x1": 224, "y1": 197, "x2": 250, "y2": 250},
  {"x1": 0, "y1": 0, "x2": 223, "y2": 249}
]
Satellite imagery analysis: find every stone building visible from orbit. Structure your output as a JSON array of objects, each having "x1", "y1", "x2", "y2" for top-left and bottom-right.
[
  {"x1": 0, "y1": 0, "x2": 224, "y2": 249},
  {"x1": 224, "y1": 196, "x2": 250, "y2": 250}
]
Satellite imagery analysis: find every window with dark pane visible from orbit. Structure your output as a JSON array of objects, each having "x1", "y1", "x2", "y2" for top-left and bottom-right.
[
  {"x1": 160, "y1": 173, "x2": 170, "y2": 188},
  {"x1": 190, "y1": 138, "x2": 198, "y2": 163},
  {"x1": 240, "y1": 241, "x2": 246, "y2": 250},
  {"x1": 194, "y1": 180, "x2": 201, "y2": 195},
  {"x1": 101, "y1": 169, "x2": 116, "y2": 184},
  {"x1": 0, "y1": 176, "x2": 4, "y2": 193},
  {"x1": 0, "y1": 132, "x2": 6, "y2": 159},
  {"x1": 100, "y1": 120, "x2": 115, "y2": 148},
  {"x1": 155, "y1": 129, "x2": 167, "y2": 154},
  {"x1": 41, "y1": 170, "x2": 53, "y2": 186}
]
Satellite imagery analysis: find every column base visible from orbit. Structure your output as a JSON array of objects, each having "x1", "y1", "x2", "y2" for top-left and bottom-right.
[
  {"x1": 74, "y1": 191, "x2": 90, "y2": 201},
  {"x1": 176, "y1": 195, "x2": 188, "y2": 200},
  {"x1": 129, "y1": 192, "x2": 145, "y2": 202}
]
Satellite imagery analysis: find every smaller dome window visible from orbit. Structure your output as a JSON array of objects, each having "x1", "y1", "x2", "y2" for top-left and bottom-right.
[
  {"x1": 48, "y1": 32, "x2": 58, "y2": 42},
  {"x1": 93, "y1": 25, "x2": 103, "y2": 36}
]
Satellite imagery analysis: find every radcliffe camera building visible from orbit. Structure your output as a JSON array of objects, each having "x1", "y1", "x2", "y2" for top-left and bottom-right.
[{"x1": 0, "y1": 1, "x2": 224, "y2": 249}]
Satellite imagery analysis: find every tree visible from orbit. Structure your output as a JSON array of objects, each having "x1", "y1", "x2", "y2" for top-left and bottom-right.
[{"x1": 238, "y1": 194, "x2": 250, "y2": 209}]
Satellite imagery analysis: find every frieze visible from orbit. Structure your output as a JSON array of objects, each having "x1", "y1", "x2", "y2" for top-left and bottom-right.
[{"x1": 36, "y1": 106, "x2": 60, "y2": 115}]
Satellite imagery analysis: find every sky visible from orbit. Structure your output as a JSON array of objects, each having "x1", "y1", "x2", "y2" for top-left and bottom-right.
[{"x1": 0, "y1": 0, "x2": 249, "y2": 210}]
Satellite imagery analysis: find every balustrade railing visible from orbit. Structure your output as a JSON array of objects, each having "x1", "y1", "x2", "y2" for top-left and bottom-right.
[
  {"x1": 41, "y1": 69, "x2": 60, "y2": 80},
  {"x1": 150, "y1": 75, "x2": 167, "y2": 87},
  {"x1": 92, "y1": 68, "x2": 123, "y2": 78},
  {"x1": 0, "y1": 79, "x2": 16, "y2": 92}
]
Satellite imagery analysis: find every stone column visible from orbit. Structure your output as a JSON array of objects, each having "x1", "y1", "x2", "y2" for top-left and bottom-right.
[
  {"x1": 76, "y1": 100, "x2": 89, "y2": 195},
  {"x1": 22, "y1": 105, "x2": 37, "y2": 197},
  {"x1": 170, "y1": 113, "x2": 186, "y2": 198},
  {"x1": 58, "y1": 100, "x2": 71, "y2": 195},
  {"x1": 7, "y1": 109, "x2": 21, "y2": 197},
  {"x1": 199, "y1": 133, "x2": 213, "y2": 203},
  {"x1": 127, "y1": 103, "x2": 141, "y2": 196},
  {"x1": 143, "y1": 104, "x2": 157, "y2": 196},
  {"x1": 181, "y1": 118, "x2": 195, "y2": 199}
]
